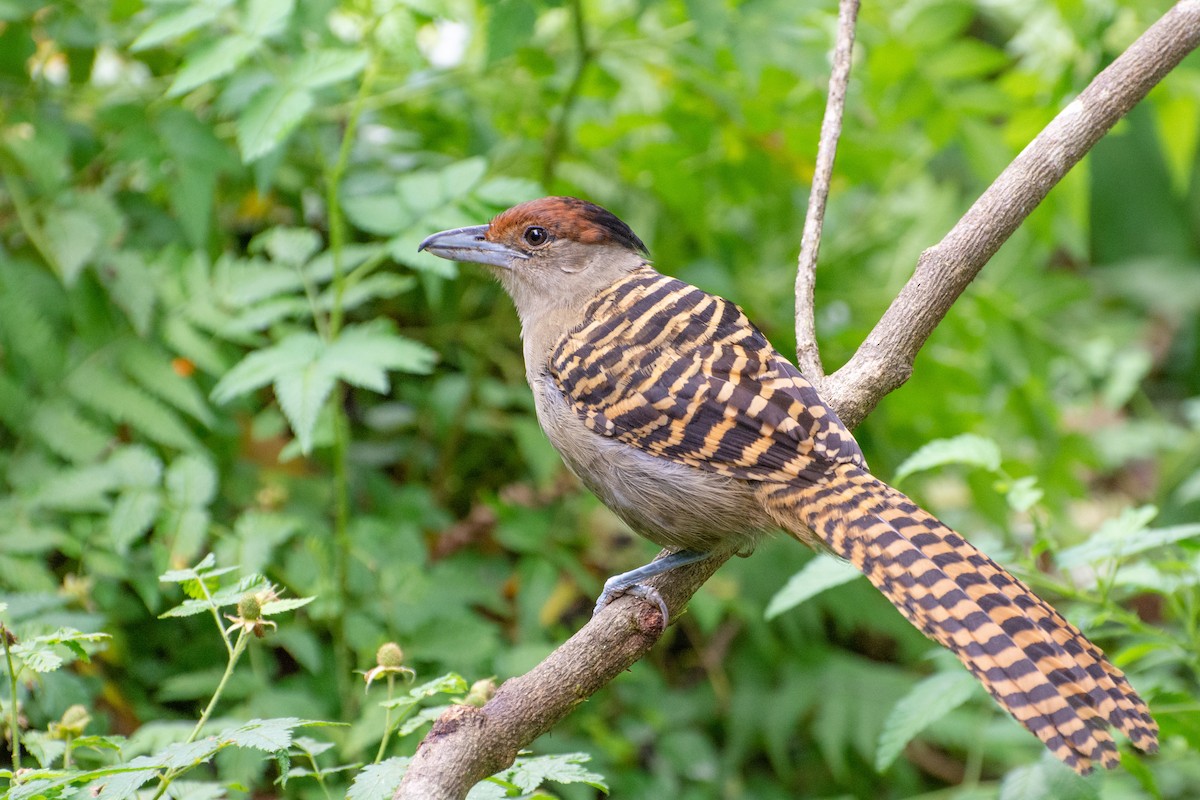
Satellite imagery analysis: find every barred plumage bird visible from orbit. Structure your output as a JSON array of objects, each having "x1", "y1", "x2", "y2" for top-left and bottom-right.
[{"x1": 419, "y1": 196, "x2": 1158, "y2": 774}]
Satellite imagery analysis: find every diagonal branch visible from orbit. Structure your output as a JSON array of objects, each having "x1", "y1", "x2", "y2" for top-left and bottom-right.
[
  {"x1": 396, "y1": 3, "x2": 1200, "y2": 797},
  {"x1": 795, "y1": 0, "x2": 861, "y2": 379},
  {"x1": 818, "y1": 0, "x2": 1200, "y2": 429}
]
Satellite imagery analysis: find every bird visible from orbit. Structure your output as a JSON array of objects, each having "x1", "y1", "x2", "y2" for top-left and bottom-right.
[{"x1": 418, "y1": 195, "x2": 1158, "y2": 774}]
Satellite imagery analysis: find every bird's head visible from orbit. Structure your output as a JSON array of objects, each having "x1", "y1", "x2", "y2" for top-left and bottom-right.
[{"x1": 418, "y1": 196, "x2": 649, "y2": 318}]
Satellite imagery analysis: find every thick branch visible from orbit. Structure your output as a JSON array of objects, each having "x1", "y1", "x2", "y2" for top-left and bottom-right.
[
  {"x1": 396, "y1": 3, "x2": 1200, "y2": 797},
  {"x1": 795, "y1": 0, "x2": 861, "y2": 378},
  {"x1": 819, "y1": 0, "x2": 1200, "y2": 429}
]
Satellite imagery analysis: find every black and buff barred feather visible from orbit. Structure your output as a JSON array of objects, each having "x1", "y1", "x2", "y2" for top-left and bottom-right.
[
  {"x1": 420, "y1": 196, "x2": 1159, "y2": 775},
  {"x1": 548, "y1": 265, "x2": 1156, "y2": 773}
]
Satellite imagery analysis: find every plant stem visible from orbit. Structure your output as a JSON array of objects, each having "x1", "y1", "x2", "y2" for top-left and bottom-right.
[
  {"x1": 326, "y1": 57, "x2": 378, "y2": 340},
  {"x1": 330, "y1": 384, "x2": 355, "y2": 714},
  {"x1": 188, "y1": 630, "x2": 250, "y2": 745},
  {"x1": 320, "y1": 48, "x2": 378, "y2": 719},
  {"x1": 541, "y1": 0, "x2": 592, "y2": 187},
  {"x1": 150, "y1": 631, "x2": 251, "y2": 800},
  {"x1": 2, "y1": 626, "x2": 19, "y2": 772},
  {"x1": 374, "y1": 674, "x2": 397, "y2": 764}
]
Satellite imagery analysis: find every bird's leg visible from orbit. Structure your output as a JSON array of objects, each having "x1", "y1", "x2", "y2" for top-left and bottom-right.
[{"x1": 593, "y1": 549, "x2": 712, "y2": 622}]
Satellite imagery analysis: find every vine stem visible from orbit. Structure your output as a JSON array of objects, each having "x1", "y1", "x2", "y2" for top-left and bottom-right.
[
  {"x1": 374, "y1": 674, "x2": 397, "y2": 764},
  {"x1": 149, "y1": 630, "x2": 250, "y2": 800},
  {"x1": 321, "y1": 52, "x2": 379, "y2": 715},
  {"x1": 3, "y1": 626, "x2": 20, "y2": 772}
]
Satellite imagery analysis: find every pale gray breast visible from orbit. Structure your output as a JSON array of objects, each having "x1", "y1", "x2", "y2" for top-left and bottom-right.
[{"x1": 531, "y1": 375, "x2": 775, "y2": 554}]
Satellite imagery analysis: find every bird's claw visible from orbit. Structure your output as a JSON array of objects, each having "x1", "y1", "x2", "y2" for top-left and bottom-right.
[{"x1": 593, "y1": 581, "x2": 670, "y2": 624}]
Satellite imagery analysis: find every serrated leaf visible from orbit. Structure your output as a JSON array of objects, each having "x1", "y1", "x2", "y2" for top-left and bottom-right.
[
  {"x1": 289, "y1": 48, "x2": 368, "y2": 90},
  {"x1": 13, "y1": 642, "x2": 63, "y2": 672},
  {"x1": 102, "y1": 251, "x2": 157, "y2": 334},
  {"x1": 242, "y1": 0, "x2": 294, "y2": 38},
  {"x1": 495, "y1": 753, "x2": 608, "y2": 793},
  {"x1": 109, "y1": 488, "x2": 163, "y2": 554},
  {"x1": 253, "y1": 226, "x2": 322, "y2": 266},
  {"x1": 396, "y1": 705, "x2": 448, "y2": 737},
  {"x1": 347, "y1": 757, "x2": 410, "y2": 800},
  {"x1": 999, "y1": 752, "x2": 1099, "y2": 800},
  {"x1": 131, "y1": 0, "x2": 235, "y2": 51},
  {"x1": 30, "y1": 400, "x2": 112, "y2": 463},
  {"x1": 332, "y1": 323, "x2": 438, "y2": 378},
  {"x1": 237, "y1": 83, "x2": 314, "y2": 161},
  {"x1": 211, "y1": 332, "x2": 324, "y2": 403},
  {"x1": 260, "y1": 596, "x2": 314, "y2": 616},
  {"x1": 109, "y1": 445, "x2": 165, "y2": 488},
  {"x1": 44, "y1": 207, "x2": 103, "y2": 285},
  {"x1": 220, "y1": 718, "x2": 323, "y2": 752},
  {"x1": 1056, "y1": 505, "x2": 1161, "y2": 569},
  {"x1": 121, "y1": 342, "x2": 216, "y2": 426},
  {"x1": 343, "y1": 194, "x2": 409, "y2": 236},
  {"x1": 895, "y1": 433, "x2": 1002, "y2": 482},
  {"x1": 166, "y1": 454, "x2": 218, "y2": 508},
  {"x1": 67, "y1": 361, "x2": 200, "y2": 451},
  {"x1": 159, "y1": 553, "x2": 220, "y2": 583},
  {"x1": 875, "y1": 669, "x2": 978, "y2": 771},
  {"x1": 23, "y1": 731, "x2": 67, "y2": 768},
  {"x1": 765, "y1": 554, "x2": 862, "y2": 619},
  {"x1": 168, "y1": 33, "x2": 260, "y2": 96}
]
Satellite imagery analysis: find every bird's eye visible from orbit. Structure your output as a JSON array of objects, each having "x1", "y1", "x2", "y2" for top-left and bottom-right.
[{"x1": 523, "y1": 226, "x2": 549, "y2": 247}]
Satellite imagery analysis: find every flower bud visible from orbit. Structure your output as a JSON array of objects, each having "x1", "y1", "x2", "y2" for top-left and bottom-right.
[
  {"x1": 376, "y1": 642, "x2": 405, "y2": 668},
  {"x1": 463, "y1": 678, "x2": 497, "y2": 707},
  {"x1": 237, "y1": 593, "x2": 262, "y2": 621}
]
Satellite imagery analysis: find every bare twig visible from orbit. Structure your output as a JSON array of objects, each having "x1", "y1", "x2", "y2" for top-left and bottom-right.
[
  {"x1": 395, "y1": 3, "x2": 1200, "y2": 797},
  {"x1": 795, "y1": 0, "x2": 861, "y2": 379},
  {"x1": 819, "y1": 0, "x2": 1200, "y2": 429}
]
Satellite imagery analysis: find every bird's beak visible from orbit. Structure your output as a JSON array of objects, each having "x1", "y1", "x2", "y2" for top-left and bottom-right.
[{"x1": 417, "y1": 224, "x2": 528, "y2": 269}]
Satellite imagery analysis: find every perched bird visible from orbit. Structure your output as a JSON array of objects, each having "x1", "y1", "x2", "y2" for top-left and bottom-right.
[{"x1": 419, "y1": 196, "x2": 1158, "y2": 774}]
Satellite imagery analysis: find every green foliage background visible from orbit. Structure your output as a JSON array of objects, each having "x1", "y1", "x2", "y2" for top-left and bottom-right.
[{"x1": 2, "y1": 0, "x2": 1200, "y2": 797}]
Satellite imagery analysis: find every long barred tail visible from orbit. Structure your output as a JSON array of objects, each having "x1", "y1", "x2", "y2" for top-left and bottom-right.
[{"x1": 755, "y1": 463, "x2": 1158, "y2": 774}]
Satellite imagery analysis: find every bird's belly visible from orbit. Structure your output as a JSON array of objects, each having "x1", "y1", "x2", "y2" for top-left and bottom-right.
[{"x1": 533, "y1": 380, "x2": 775, "y2": 553}]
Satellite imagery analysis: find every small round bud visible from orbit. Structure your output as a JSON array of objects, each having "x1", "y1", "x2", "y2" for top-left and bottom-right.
[
  {"x1": 50, "y1": 704, "x2": 91, "y2": 739},
  {"x1": 376, "y1": 642, "x2": 405, "y2": 668},
  {"x1": 237, "y1": 593, "x2": 262, "y2": 621},
  {"x1": 463, "y1": 678, "x2": 497, "y2": 707}
]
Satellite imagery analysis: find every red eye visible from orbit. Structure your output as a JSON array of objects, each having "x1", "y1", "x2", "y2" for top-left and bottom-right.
[{"x1": 523, "y1": 226, "x2": 549, "y2": 246}]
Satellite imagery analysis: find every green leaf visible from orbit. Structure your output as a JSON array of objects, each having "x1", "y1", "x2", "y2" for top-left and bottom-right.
[
  {"x1": 894, "y1": 433, "x2": 1003, "y2": 482},
  {"x1": 122, "y1": 342, "x2": 216, "y2": 426},
  {"x1": 242, "y1": 0, "x2": 294, "y2": 38},
  {"x1": 168, "y1": 34, "x2": 259, "y2": 97},
  {"x1": 1006, "y1": 475, "x2": 1043, "y2": 512},
  {"x1": 67, "y1": 361, "x2": 201, "y2": 451},
  {"x1": 131, "y1": 0, "x2": 235, "y2": 51},
  {"x1": 220, "y1": 718, "x2": 329, "y2": 752},
  {"x1": 260, "y1": 596, "x2": 315, "y2": 616},
  {"x1": 289, "y1": 48, "x2": 368, "y2": 90},
  {"x1": 395, "y1": 705, "x2": 448, "y2": 737},
  {"x1": 166, "y1": 454, "x2": 218, "y2": 508},
  {"x1": 44, "y1": 206, "x2": 103, "y2": 285},
  {"x1": 347, "y1": 757, "x2": 410, "y2": 800},
  {"x1": 253, "y1": 226, "x2": 322, "y2": 266},
  {"x1": 30, "y1": 399, "x2": 112, "y2": 463},
  {"x1": 237, "y1": 83, "x2": 314, "y2": 162},
  {"x1": 492, "y1": 752, "x2": 608, "y2": 794},
  {"x1": 159, "y1": 552, "x2": 220, "y2": 583},
  {"x1": 1056, "y1": 505, "x2": 1160, "y2": 569},
  {"x1": 999, "y1": 752, "x2": 1100, "y2": 800},
  {"x1": 875, "y1": 668, "x2": 978, "y2": 771},
  {"x1": 211, "y1": 332, "x2": 324, "y2": 403},
  {"x1": 274, "y1": 354, "x2": 338, "y2": 454},
  {"x1": 101, "y1": 252, "x2": 157, "y2": 334},
  {"x1": 109, "y1": 488, "x2": 163, "y2": 554},
  {"x1": 765, "y1": 555, "x2": 862, "y2": 619}
]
